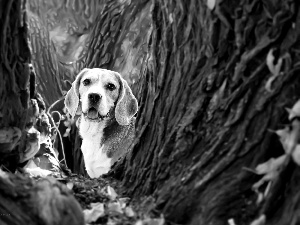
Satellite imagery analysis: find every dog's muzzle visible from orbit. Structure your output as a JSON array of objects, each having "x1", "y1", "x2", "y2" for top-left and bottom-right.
[
  {"x1": 83, "y1": 107, "x2": 110, "y2": 121},
  {"x1": 83, "y1": 93, "x2": 109, "y2": 121}
]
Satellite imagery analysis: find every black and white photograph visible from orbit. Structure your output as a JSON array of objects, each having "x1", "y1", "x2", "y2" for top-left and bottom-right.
[{"x1": 0, "y1": 0, "x2": 300, "y2": 224}]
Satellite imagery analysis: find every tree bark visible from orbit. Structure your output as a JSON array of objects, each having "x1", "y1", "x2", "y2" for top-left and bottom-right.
[
  {"x1": 0, "y1": 0, "x2": 31, "y2": 169},
  {"x1": 0, "y1": 1, "x2": 84, "y2": 224},
  {"x1": 16, "y1": 0, "x2": 300, "y2": 224},
  {"x1": 26, "y1": 0, "x2": 105, "y2": 106},
  {"x1": 0, "y1": 172, "x2": 84, "y2": 225},
  {"x1": 83, "y1": 0, "x2": 300, "y2": 224}
]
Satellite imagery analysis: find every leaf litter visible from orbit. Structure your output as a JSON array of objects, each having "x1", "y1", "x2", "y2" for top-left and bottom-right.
[
  {"x1": 47, "y1": 174, "x2": 167, "y2": 225},
  {"x1": 252, "y1": 100, "x2": 300, "y2": 198},
  {"x1": 249, "y1": 99, "x2": 300, "y2": 224}
]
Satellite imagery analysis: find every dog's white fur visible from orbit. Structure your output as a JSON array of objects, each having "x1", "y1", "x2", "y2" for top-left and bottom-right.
[
  {"x1": 65, "y1": 68, "x2": 138, "y2": 178},
  {"x1": 79, "y1": 119, "x2": 111, "y2": 177}
]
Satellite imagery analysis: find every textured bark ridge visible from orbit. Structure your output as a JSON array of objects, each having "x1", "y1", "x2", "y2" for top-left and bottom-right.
[
  {"x1": 0, "y1": 1, "x2": 84, "y2": 224},
  {"x1": 85, "y1": 0, "x2": 151, "y2": 85},
  {"x1": 0, "y1": 0, "x2": 32, "y2": 165},
  {"x1": 0, "y1": 0, "x2": 31, "y2": 128},
  {"x1": 0, "y1": 172, "x2": 84, "y2": 225},
  {"x1": 26, "y1": 0, "x2": 105, "y2": 106},
  {"x1": 104, "y1": 0, "x2": 300, "y2": 224}
]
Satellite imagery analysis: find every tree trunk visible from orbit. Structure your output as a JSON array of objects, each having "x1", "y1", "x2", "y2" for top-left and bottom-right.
[
  {"x1": 0, "y1": 0, "x2": 32, "y2": 169},
  {"x1": 26, "y1": 0, "x2": 105, "y2": 106},
  {"x1": 5, "y1": 0, "x2": 298, "y2": 224},
  {"x1": 0, "y1": 1, "x2": 84, "y2": 224},
  {"x1": 0, "y1": 173, "x2": 84, "y2": 225},
  {"x1": 83, "y1": 0, "x2": 300, "y2": 224}
]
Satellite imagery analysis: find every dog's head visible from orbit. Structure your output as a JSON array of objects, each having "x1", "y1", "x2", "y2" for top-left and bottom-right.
[{"x1": 64, "y1": 68, "x2": 138, "y2": 125}]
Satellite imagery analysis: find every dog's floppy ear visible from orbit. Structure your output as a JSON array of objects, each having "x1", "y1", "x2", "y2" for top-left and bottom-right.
[
  {"x1": 115, "y1": 73, "x2": 138, "y2": 125},
  {"x1": 64, "y1": 68, "x2": 89, "y2": 118}
]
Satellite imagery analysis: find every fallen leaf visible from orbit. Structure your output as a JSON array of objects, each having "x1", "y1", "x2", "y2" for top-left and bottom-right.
[
  {"x1": 275, "y1": 127, "x2": 290, "y2": 147},
  {"x1": 107, "y1": 202, "x2": 123, "y2": 214},
  {"x1": 276, "y1": 125, "x2": 298, "y2": 154},
  {"x1": 135, "y1": 220, "x2": 143, "y2": 225},
  {"x1": 287, "y1": 99, "x2": 300, "y2": 121},
  {"x1": 228, "y1": 218, "x2": 236, "y2": 225},
  {"x1": 0, "y1": 168, "x2": 9, "y2": 179},
  {"x1": 83, "y1": 202, "x2": 105, "y2": 223},
  {"x1": 255, "y1": 155, "x2": 287, "y2": 175},
  {"x1": 107, "y1": 218, "x2": 117, "y2": 225},
  {"x1": 265, "y1": 48, "x2": 283, "y2": 92},
  {"x1": 66, "y1": 182, "x2": 74, "y2": 190},
  {"x1": 25, "y1": 167, "x2": 52, "y2": 177},
  {"x1": 252, "y1": 169, "x2": 279, "y2": 191},
  {"x1": 265, "y1": 76, "x2": 279, "y2": 92},
  {"x1": 125, "y1": 206, "x2": 135, "y2": 217},
  {"x1": 63, "y1": 127, "x2": 71, "y2": 137},
  {"x1": 139, "y1": 216, "x2": 165, "y2": 225},
  {"x1": 25, "y1": 159, "x2": 39, "y2": 169},
  {"x1": 255, "y1": 192, "x2": 264, "y2": 205},
  {"x1": 107, "y1": 186, "x2": 118, "y2": 200},
  {"x1": 20, "y1": 127, "x2": 41, "y2": 163},
  {"x1": 252, "y1": 155, "x2": 288, "y2": 203},
  {"x1": 266, "y1": 49, "x2": 282, "y2": 76},
  {"x1": 119, "y1": 197, "x2": 130, "y2": 208}
]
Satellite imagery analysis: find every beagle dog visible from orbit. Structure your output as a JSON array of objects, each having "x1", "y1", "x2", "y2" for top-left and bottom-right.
[{"x1": 64, "y1": 68, "x2": 138, "y2": 178}]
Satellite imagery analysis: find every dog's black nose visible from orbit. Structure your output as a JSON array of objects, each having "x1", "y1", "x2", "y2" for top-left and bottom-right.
[{"x1": 88, "y1": 93, "x2": 101, "y2": 104}]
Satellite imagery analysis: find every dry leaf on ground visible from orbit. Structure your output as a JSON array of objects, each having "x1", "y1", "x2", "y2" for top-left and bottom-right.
[
  {"x1": 107, "y1": 185, "x2": 118, "y2": 200},
  {"x1": 83, "y1": 202, "x2": 105, "y2": 223},
  {"x1": 107, "y1": 202, "x2": 123, "y2": 214},
  {"x1": 287, "y1": 99, "x2": 300, "y2": 121},
  {"x1": 255, "y1": 155, "x2": 287, "y2": 175},
  {"x1": 135, "y1": 215, "x2": 165, "y2": 225},
  {"x1": 125, "y1": 206, "x2": 135, "y2": 217}
]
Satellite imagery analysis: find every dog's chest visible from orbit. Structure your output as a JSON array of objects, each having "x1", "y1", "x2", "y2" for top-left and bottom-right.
[
  {"x1": 81, "y1": 138, "x2": 111, "y2": 178},
  {"x1": 79, "y1": 118, "x2": 112, "y2": 178}
]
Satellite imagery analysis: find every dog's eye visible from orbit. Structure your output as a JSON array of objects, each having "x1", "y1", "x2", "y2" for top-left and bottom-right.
[
  {"x1": 106, "y1": 83, "x2": 116, "y2": 91},
  {"x1": 83, "y1": 79, "x2": 91, "y2": 86}
]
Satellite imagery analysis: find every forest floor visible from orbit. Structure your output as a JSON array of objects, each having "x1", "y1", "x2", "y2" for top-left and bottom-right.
[{"x1": 39, "y1": 172, "x2": 166, "y2": 225}]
